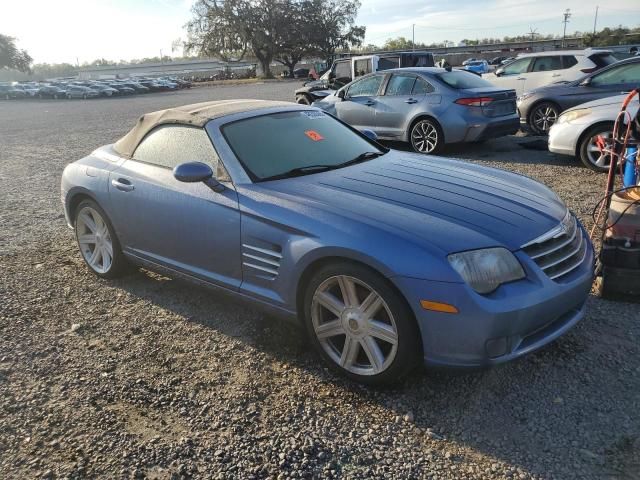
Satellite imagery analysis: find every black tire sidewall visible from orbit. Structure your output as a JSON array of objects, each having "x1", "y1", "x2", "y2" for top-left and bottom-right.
[
  {"x1": 578, "y1": 123, "x2": 614, "y2": 172},
  {"x1": 74, "y1": 199, "x2": 128, "y2": 278},
  {"x1": 302, "y1": 262, "x2": 421, "y2": 385},
  {"x1": 410, "y1": 119, "x2": 443, "y2": 154}
]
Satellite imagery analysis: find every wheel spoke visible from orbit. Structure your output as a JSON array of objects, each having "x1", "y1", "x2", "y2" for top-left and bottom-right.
[
  {"x1": 339, "y1": 335, "x2": 359, "y2": 368},
  {"x1": 88, "y1": 246, "x2": 102, "y2": 266},
  {"x1": 78, "y1": 234, "x2": 97, "y2": 245},
  {"x1": 315, "y1": 291, "x2": 345, "y2": 318},
  {"x1": 337, "y1": 276, "x2": 359, "y2": 307},
  {"x1": 315, "y1": 319, "x2": 345, "y2": 339},
  {"x1": 101, "y1": 246, "x2": 112, "y2": 271},
  {"x1": 360, "y1": 337, "x2": 384, "y2": 373},
  {"x1": 360, "y1": 291, "x2": 382, "y2": 321},
  {"x1": 369, "y1": 320, "x2": 398, "y2": 345},
  {"x1": 78, "y1": 212, "x2": 98, "y2": 233}
]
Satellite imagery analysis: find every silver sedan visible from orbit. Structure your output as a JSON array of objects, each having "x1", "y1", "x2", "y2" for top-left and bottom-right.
[
  {"x1": 548, "y1": 94, "x2": 637, "y2": 171},
  {"x1": 314, "y1": 67, "x2": 519, "y2": 154}
]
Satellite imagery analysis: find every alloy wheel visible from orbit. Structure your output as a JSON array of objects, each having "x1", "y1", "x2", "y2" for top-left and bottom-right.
[
  {"x1": 76, "y1": 206, "x2": 114, "y2": 274},
  {"x1": 531, "y1": 104, "x2": 559, "y2": 134},
  {"x1": 311, "y1": 275, "x2": 398, "y2": 376},
  {"x1": 586, "y1": 130, "x2": 613, "y2": 169},
  {"x1": 411, "y1": 120, "x2": 439, "y2": 153}
]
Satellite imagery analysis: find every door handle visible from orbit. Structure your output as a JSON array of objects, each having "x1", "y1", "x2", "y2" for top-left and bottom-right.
[
  {"x1": 404, "y1": 98, "x2": 418, "y2": 104},
  {"x1": 516, "y1": 77, "x2": 525, "y2": 80},
  {"x1": 111, "y1": 178, "x2": 134, "y2": 192},
  {"x1": 551, "y1": 73, "x2": 561, "y2": 77},
  {"x1": 364, "y1": 100, "x2": 375, "y2": 106}
]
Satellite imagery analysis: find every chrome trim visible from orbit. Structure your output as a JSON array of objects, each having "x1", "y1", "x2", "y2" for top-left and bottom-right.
[
  {"x1": 242, "y1": 243, "x2": 283, "y2": 258},
  {"x1": 521, "y1": 210, "x2": 572, "y2": 249},
  {"x1": 537, "y1": 227, "x2": 583, "y2": 270},
  {"x1": 242, "y1": 252, "x2": 280, "y2": 267},
  {"x1": 548, "y1": 239, "x2": 588, "y2": 280},
  {"x1": 243, "y1": 262, "x2": 279, "y2": 276}
]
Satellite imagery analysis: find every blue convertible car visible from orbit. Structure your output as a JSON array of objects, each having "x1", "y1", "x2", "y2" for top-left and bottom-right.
[{"x1": 61, "y1": 99, "x2": 594, "y2": 384}]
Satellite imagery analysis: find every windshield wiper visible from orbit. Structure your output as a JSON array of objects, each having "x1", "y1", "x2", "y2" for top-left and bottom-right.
[{"x1": 260, "y1": 152, "x2": 385, "y2": 182}]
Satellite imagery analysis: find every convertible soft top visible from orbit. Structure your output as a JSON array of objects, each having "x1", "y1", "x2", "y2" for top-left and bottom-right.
[{"x1": 113, "y1": 99, "x2": 295, "y2": 158}]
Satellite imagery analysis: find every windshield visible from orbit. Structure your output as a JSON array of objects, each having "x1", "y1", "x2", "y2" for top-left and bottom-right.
[
  {"x1": 222, "y1": 110, "x2": 383, "y2": 182},
  {"x1": 436, "y1": 70, "x2": 493, "y2": 89}
]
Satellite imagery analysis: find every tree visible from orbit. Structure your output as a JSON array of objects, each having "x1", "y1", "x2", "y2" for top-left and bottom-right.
[
  {"x1": 308, "y1": 0, "x2": 365, "y2": 64},
  {"x1": 187, "y1": 0, "x2": 286, "y2": 78},
  {"x1": 0, "y1": 34, "x2": 32, "y2": 73},
  {"x1": 273, "y1": 1, "x2": 313, "y2": 77}
]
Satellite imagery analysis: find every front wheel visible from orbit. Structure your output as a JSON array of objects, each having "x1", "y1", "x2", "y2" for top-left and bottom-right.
[
  {"x1": 529, "y1": 102, "x2": 560, "y2": 135},
  {"x1": 578, "y1": 123, "x2": 614, "y2": 172},
  {"x1": 410, "y1": 119, "x2": 443, "y2": 154},
  {"x1": 303, "y1": 263, "x2": 420, "y2": 385},
  {"x1": 74, "y1": 200, "x2": 129, "y2": 278}
]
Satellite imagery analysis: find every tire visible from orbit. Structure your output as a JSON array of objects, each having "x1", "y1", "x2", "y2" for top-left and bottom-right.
[
  {"x1": 409, "y1": 118, "x2": 444, "y2": 154},
  {"x1": 296, "y1": 95, "x2": 312, "y2": 105},
  {"x1": 578, "y1": 123, "x2": 614, "y2": 172},
  {"x1": 74, "y1": 199, "x2": 128, "y2": 279},
  {"x1": 303, "y1": 262, "x2": 421, "y2": 385},
  {"x1": 528, "y1": 101, "x2": 560, "y2": 135}
]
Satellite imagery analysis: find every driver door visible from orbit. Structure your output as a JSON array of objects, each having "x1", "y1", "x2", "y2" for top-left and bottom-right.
[
  {"x1": 334, "y1": 74, "x2": 385, "y2": 131},
  {"x1": 490, "y1": 57, "x2": 532, "y2": 95},
  {"x1": 108, "y1": 124, "x2": 242, "y2": 289}
]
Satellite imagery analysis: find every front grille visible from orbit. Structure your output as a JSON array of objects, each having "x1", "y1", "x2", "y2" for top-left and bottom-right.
[{"x1": 522, "y1": 213, "x2": 587, "y2": 281}]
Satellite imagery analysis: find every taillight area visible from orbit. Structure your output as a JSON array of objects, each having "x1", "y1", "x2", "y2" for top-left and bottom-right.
[
  {"x1": 455, "y1": 97, "x2": 495, "y2": 107},
  {"x1": 580, "y1": 68, "x2": 596, "y2": 74}
]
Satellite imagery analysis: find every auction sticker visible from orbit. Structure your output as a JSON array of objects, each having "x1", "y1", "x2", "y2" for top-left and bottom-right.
[{"x1": 305, "y1": 130, "x2": 324, "y2": 141}]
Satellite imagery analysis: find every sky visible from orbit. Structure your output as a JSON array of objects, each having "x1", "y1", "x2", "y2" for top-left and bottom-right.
[{"x1": 0, "y1": 0, "x2": 638, "y2": 65}]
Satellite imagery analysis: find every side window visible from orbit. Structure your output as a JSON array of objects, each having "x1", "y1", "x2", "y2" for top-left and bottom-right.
[
  {"x1": 531, "y1": 56, "x2": 562, "y2": 72},
  {"x1": 563, "y1": 56, "x2": 578, "y2": 69},
  {"x1": 412, "y1": 77, "x2": 434, "y2": 94},
  {"x1": 591, "y1": 63, "x2": 640, "y2": 87},
  {"x1": 347, "y1": 75, "x2": 384, "y2": 97},
  {"x1": 134, "y1": 125, "x2": 227, "y2": 179},
  {"x1": 502, "y1": 58, "x2": 531, "y2": 75},
  {"x1": 378, "y1": 56, "x2": 400, "y2": 70},
  {"x1": 385, "y1": 74, "x2": 416, "y2": 96},
  {"x1": 354, "y1": 59, "x2": 372, "y2": 78},
  {"x1": 333, "y1": 61, "x2": 352, "y2": 87}
]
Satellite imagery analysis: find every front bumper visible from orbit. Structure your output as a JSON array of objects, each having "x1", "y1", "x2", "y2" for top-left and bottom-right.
[
  {"x1": 548, "y1": 120, "x2": 580, "y2": 157},
  {"x1": 393, "y1": 231, "x2": 594, "y2": 368}
]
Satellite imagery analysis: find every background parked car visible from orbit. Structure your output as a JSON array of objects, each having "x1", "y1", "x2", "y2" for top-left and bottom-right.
[
  {"x1": 517, "y1": 56, "x2": 640, "y2": 134},
  {"x1": 89, "y1": 85, "x2": 119, "y2": 97},
  {"x1": 464, "y1": 60, "x2": 490, "y2": 74},
  {"x1": 37, "y1": 85, "x2": 67, "y2": 99},
  {"x1": 490, "y1": 56, "x2": 508, "y2": 66},
  {"x1": 108, "y1": 84, "x2": 135, "y2": 95},
  {"x1": 66, "y1": 86, "x2": 100, "y2": 99},
  {"x1": 315, "y1": 67, "x2": 519, "y2": 154},
  {"x1": 0, "y1": 84, "x2": 27, "y2": 99},
  {"x1": 548, "y1": 93, "x2": 638, "y2": 171},
  {"x1": 482, "y1": 49, "x2": 618, "y2": 95}
]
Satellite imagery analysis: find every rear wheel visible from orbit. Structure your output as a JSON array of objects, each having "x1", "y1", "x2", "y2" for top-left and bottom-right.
[
  {"x1": 74, "y1": 199, "x2": 129, "y2": 278},
  {"x1": 529, "y1": 102, "x2": 560, "y2": 135},
  {"x1": 303, "y1": 263, "x2": 420, "y2": 385},
  {"x1": 410, "y1": 118, "x2": 443, "y2": 154},
  {"x1": 578, "y1": 123, "x2": 614, "y2": 172}
]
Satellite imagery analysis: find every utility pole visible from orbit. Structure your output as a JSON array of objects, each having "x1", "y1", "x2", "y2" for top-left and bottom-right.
[
  {"x1": 528, "y1": 27, "x2": 538, "y2": 52},
  {"x1": 412, "y1": 24, "x2": 415, "y2": 51},
  {"x1": 593, "y1": 6, "x2": 599, "y2": 34},
  {"x1": 562, "y1": 9, "x2": 571, "y2": 48},
  {"x1": 160, "y1": 49, "x2": 163, "y2": 64}
]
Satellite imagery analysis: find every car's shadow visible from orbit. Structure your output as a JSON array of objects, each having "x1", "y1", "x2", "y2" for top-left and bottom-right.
[
  {"x1": 110, "y1": 266, "x2": 639, "y2": 479},
  {"x1": 381, "y1": 136, "x2": 585, "y2": 170}
]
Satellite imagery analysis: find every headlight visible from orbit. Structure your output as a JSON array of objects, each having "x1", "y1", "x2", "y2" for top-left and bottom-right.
[
  {"x1": 448, "y1": 247, "x2": 525, "y2": 294},
  {"x1": 517, "y1": 93, "x2": 534, "y2": 103},
  {"x1": 556, "y1": 108, "x2": 591, "y2": 124}
]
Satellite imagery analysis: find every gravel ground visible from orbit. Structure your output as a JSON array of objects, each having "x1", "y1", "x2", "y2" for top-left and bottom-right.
[{"x1": 1, "y1": 82, "x2": 639, "y2": 480}]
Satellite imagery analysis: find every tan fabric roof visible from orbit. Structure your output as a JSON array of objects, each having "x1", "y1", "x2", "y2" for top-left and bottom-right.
[{"x1": 113, "y1": 99, "x2": 295, "y2": 158}]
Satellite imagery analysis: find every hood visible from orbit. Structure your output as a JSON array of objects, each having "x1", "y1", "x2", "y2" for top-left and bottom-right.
[
  {"x1": 564, "y1": 94, "x2": 632, "y2": 113},
  {"x1": 256, "y1": 151, "x2": 567, "y2": 254}
]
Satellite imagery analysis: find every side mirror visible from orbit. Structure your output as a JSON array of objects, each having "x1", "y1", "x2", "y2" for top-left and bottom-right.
[
  {"x1": 337, "y1": 89, "x2": 346, "y2": 100},
  {"x1": 173, "y1": 162, "x2": 225, "y2": 193},
  {"x1": 579, "y1": 77, "x2": 592, "y2": 86},
  {"x1": 360, "y1": 129, "x2": 378, "y2": 141}
]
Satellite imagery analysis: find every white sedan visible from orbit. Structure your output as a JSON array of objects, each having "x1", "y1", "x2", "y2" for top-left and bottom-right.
[{"x1": 548, "y1": 94, "x2": 638, "y2": 172}]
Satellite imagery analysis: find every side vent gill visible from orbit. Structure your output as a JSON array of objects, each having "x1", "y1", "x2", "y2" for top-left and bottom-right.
[{"x1": 242, "y1": 243, "x2": 282, "y2": 280}]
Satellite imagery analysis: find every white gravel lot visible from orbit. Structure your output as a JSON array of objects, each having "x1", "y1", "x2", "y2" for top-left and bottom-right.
[{"x1": 0, "y1": 81, "x2": 639, "y2": 480}]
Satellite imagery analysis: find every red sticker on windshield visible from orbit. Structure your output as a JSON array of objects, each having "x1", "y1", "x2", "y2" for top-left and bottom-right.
[{"x1": 305, "y1": 130, "x2": 324, "y2": 141}]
